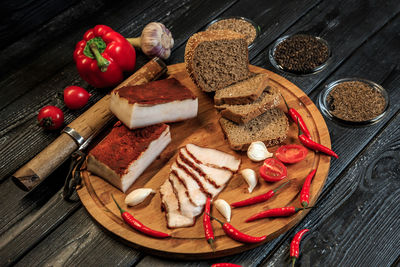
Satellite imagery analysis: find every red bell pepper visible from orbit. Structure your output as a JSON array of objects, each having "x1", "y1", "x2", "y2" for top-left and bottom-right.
[{"x1": 73, "y1": 25, "x2": 136, "y2": 88}]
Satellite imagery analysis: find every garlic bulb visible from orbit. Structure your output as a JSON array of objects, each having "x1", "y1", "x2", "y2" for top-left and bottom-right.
[
  {"x1": 127, "y1": 22, "x2": 174, "y2": 60},
  {"x1": 247, "y1": 141, "x2": 273, "y2": 162},
  {"x1": 240, "y1": 168, "x2": 258, "y2": 193},
  {"x1": 214, "y1": 199, "x2": 231, "y2": 222},
  {"x1": 125, "y1": 188, "x2": 155, "y2": 206}
]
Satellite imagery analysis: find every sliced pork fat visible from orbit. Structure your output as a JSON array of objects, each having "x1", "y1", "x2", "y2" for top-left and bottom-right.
[
  {"x1": 180, "y1": 148, "x2": 233, "y2": 188},
  {"x1": 185, "y1": 143, "x2": 241, "y2": 172},
  {"x1": 169, "y1": 173, "x2": 203, "y2": 219},
  {"x1": 170, "y1": 162, "x2": 207, "y2": 207},
  {"x1": 159, "y1": 180, "x2": 194, "y2": 228}
]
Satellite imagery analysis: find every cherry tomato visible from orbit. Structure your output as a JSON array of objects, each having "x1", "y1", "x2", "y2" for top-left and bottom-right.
[
  {"x1": 37, "y1": 105, "x2": 64, "y2": 130},
  {"x1": 275, "y1": 144, "x2": 308, "y2": 164},
  {"x1": 259, "y1": 158, "x2": 287, "y2": 182},
  {"x1": 63, "y1": 86, "x2": 91, "y2": 110}
]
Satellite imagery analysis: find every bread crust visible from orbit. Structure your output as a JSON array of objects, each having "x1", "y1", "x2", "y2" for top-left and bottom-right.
[{"x1": 185, "y1": 30, "x2": 249, "y2": 92}]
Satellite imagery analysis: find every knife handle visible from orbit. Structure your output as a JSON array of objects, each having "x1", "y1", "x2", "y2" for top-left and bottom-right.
[{"x1": 12, "y1": 57, "x2": 167, "y2": 191}]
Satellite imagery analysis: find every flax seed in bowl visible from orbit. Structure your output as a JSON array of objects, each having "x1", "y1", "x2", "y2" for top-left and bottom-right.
[
  {"x1": 318, "y1": 78, "x2": 389, "y2": 125},
  {"x1": 206, "y1": 17, "x2": 260, "y2": 48}
]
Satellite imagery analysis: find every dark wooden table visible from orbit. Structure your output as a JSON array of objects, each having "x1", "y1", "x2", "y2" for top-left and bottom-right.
[{"x1": 1, "y1": 0, "x2": 400, "y2": 266}]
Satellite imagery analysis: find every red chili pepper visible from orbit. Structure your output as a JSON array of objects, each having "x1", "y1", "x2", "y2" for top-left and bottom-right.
[
  {"x1": 290, "y1": 229, "x2": 310, "y2": 267},
  {"x1": 297, "y1": 119, "x2": 338, "y2": 158},
  {"x1": 111, "y1": 194, "x2": 169, "y2": 238},
  {"x1": 246, "y1": 206, "x2": 304, "y2": 222},
  {"x1": 74, "y1": 25, "x2": 136, "y2": 88},
  {"x1": 203, "y1": 198, "x2": 215, "y2": 251},
  {"x1": 282, "y1": 94, "x2": 312, "y2": 139},
  {"x1": 211, "y1": 263, "x2": 242, "y2": 267},
  {"x1": 206, "y1": 213, "x2": 266, "y2": 243},
  {"x1": 230, "y1": 180, "x2": 290, "y2": 208},
  {"x1": 300, "y1": 169, "x2": 317, "y2": 208}
]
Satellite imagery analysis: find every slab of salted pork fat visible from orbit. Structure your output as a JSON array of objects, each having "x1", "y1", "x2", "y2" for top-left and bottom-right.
[
  {"x1": 110, "y1": 78, "x2": 198, "y2": 129},
  {"x1": 86, "y1": 122, "x2": 171, "y2": 193}
]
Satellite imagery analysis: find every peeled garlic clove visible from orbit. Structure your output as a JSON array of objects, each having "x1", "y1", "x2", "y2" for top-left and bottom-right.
[
  {"x1": 214, "y1": 199, "x2": 231, "y2": 222},
  {"x1": 240, "y1": 168, "x2": 258, "y2": 193},
  {"x1": 125, "y1": 188, "x2": 155, "y2": 206},
  {"x1": 247, "y1": 141, "x2": 273, "y2": 162}
]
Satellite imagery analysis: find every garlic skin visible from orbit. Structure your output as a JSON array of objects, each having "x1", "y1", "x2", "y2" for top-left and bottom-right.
[
  {"x1": 125, "y1": 188, "x2": 155, "y2": 207},
  {"x1": 240, "y1": 168, "x2": 258, "y2": 193},
  {"x1": 214, "y1": 199, "x2": 231, "y2": 222},
  {"x1": 247, "y1": 141, "x2": 273, "y2": 162},
  {"x1": 140, "y1": 22, "x2": 174, "y2": 59}
]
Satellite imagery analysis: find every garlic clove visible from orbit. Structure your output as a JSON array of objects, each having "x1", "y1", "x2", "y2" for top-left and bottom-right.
[
  {"x1": 214, "y1": 199, "x2": 231, "y2": 222},
  {"x1": 240, "y1": 168, "x2": 258, "y2": 193},
  {"x1": 125, "y1": 188, "x2": 156, "y2": 206},
  {"x1": 247, "y1": 141, "x2": 273, "y2": 162}
]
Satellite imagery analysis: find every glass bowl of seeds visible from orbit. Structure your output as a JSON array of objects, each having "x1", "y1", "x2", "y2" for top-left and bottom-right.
[
  {"x1": 269, "y1": 34, "x2": 331, "y2": 75},
  {"x1": 318, "y1": 78, "x2": 389, "y2": 126},
  {"x1": 206, "y1": 16, "x2": 260, "y2": 48}
]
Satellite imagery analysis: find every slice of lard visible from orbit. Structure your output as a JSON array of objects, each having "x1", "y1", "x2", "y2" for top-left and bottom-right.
[
  {"x1": 159, "y1": 179, "x2": 194, "y2": 228},
  {"x1": 185, "y1": 143, "x2": 241, "y2": 172}
]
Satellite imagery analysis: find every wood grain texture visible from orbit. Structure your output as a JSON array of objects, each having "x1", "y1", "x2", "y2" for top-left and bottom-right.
[
  {"x1": 251, "y1": 0, "x2": 400, "y2": 94},
  {"x1": 1, "y1": 0, "x2": 399, "y2": 266},
  {"x1": 169, "y1": 0, "x2": 321, "y2": 65},
  {"x1": 262, "y1": 112, "x2": 400, "y2": 267},
  {"x1": 77, "y1": 63, "x2": 331, "y2": 259}
]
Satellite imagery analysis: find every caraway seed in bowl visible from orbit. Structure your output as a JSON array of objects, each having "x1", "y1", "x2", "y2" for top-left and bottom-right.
[{"x1": 326, "y1": 80, "x2": 387, "y2": 122}]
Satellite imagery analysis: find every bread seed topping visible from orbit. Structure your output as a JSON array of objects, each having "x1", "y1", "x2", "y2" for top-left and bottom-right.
[{"x1": 207, "y1": 18, "x2": 257, "y2": 46}]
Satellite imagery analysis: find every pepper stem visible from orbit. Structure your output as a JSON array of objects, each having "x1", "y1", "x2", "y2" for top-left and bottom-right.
[
  {"x1": 292, "y1": 257, "x2": 296, "y2": 267},
  {"x1": 302, "y1": 201, "x2": 309, "y2": 208},
  {"x1": 295, "y1": 206, "x2": 314, "y2": 213},
  {"x1": 89, "y1": 43, "x2": 110, "y2": 72},
  {"x1": 208, "y1": 239, "x2": 216, "y2": 252},
  {"x1": 111, "y1": 194, "x2": 125, "y2": 214},
  {"x1": 280, "y1": 93, "x2": 290, "y2": 112},
  {"x1": 126, "y1": 37, "x2": 142, "y2": 48},
  {"x1": 273, "y1": 180, "x2": 290, "y2": 193},
  {"x1": 297, "y1": 118, "x2": 303, "y2": 136},
  {"x1": 205, "y1": 212, "x2": 224, "y2": 226}
]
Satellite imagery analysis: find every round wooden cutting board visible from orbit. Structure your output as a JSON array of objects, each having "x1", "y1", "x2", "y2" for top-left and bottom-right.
[{"x1": 77, "y1": 63, "x2": 331, "y2": 259}]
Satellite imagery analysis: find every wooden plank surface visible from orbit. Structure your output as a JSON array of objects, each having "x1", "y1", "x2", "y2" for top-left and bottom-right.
[
  {"x1": 77, "y1": 63, "x2": 331, "y2": 259},
  {"x1": 0, "y1": 0, "x2": 399, "y2": 266}
]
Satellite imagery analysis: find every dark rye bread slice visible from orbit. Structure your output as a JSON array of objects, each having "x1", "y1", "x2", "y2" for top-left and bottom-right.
[
  {"x1": 185, "y1": 30, "x2": 249, "y2": 92},
  {"x1": 219, "y1": 108, "x2": 289, "y2": 151},
  {"x1": 214, "y1": 73, "x2": 269, "y2": 105},
  {"x1": 216, "y1": 85, "x2": 281, "y2": 124}
]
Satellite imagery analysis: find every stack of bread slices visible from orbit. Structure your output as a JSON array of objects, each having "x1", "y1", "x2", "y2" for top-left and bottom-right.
[{"x1": 185, "y1": 29, "x2": 289, "y2": 151}]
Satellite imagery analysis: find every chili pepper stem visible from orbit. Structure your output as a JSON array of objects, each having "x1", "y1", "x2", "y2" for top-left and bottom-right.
[
  {"x1": 205, "y1": 212, "x2": 224, "y2": 226},
  {"x1": 273, "y1": 180, "x2": 291, "y2": 193},
  {"x1": 280, "y1": 93, "x2": 290, "y2": 112},
  {"x1": 208, "y1": 239, "x2": 216, "y2": 252},
  {"x1": 302, "y1": 201, "x2": 309, "y2": 208},
  {"x1": 292, "y1": 257, "x2": 296, "y2": 267},
  {"x1": 297, "y1": 118, "x2": 303, "y2": 136},
  {"x1": 89, "y1": 43, "x2": 110, "y2": 72},
  {"x1": 111, "y1": 194, "x2": 125, "y2": 214},
  {"x1": 126, "y1": 37, "x2": 142, "y2": 48}
]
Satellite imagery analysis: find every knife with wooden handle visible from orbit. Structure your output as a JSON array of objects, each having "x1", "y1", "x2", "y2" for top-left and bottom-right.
[{"x1": 12, "y1": 57, "x2": 167, "y2": 191}]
